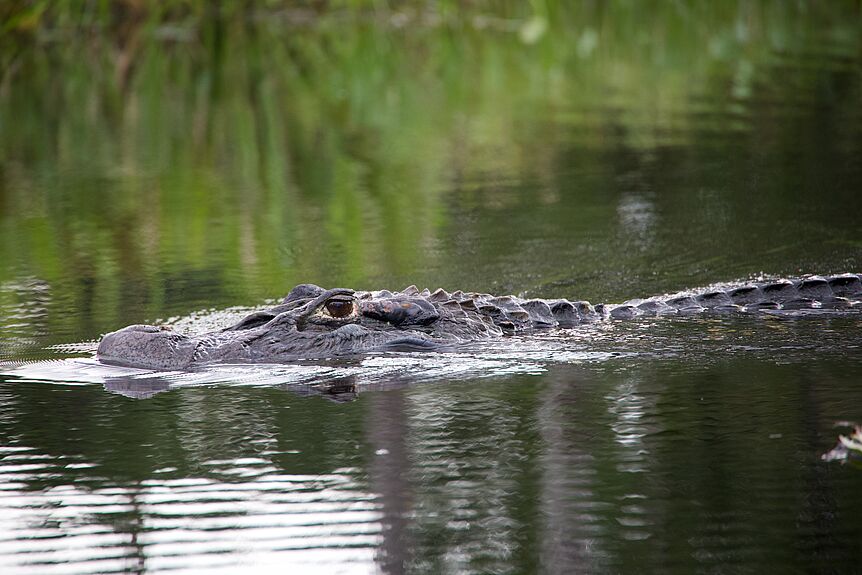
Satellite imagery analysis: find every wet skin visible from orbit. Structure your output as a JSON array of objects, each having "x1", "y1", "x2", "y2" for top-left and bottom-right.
[{"x1": 97, "y1": 274, "x2": 862, "y2": 370}]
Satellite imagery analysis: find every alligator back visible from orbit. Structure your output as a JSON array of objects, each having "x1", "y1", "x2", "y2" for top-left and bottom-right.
[{"x1": 407, "y1": 273, "x2": 862, "y2": 332}]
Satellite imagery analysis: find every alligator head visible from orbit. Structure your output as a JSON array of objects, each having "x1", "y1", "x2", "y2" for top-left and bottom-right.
[{"x1": 97, "y1": 283, "x2": 503, "y2": 370}]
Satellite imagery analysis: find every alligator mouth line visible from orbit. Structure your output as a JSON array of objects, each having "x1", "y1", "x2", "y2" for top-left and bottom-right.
[{"x1": 378, "y1": 337, "x2": 441, "y2": 352}]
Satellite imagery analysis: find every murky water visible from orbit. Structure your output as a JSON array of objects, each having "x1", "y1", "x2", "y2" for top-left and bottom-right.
[{"x1": 2, "y1": 2, "x2": 862, "y2": 573}]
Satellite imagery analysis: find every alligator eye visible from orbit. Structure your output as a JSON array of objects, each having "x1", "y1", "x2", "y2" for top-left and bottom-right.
[{"x1": 324, "y1": 298, "x2": 355, "y2": 319}]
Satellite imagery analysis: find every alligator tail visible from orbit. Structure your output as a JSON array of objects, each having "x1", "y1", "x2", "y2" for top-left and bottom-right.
[{"x1": 595, "y1": 273, "x2": 862, "y2": 321}]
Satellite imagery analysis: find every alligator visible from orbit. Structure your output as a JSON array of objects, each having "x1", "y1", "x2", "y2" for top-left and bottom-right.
[{"x1": 97, "y1": 273, "x2": 862, "y2": 370}]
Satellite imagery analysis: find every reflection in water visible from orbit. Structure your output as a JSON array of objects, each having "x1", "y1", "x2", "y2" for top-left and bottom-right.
[
  {"x1": 616, "y1": 193, "x2": 656, "y2": 250},
  {"x1": 403, "y1": 384, "x2": 537, "y2": 573},
  {"x1": 538, "y1": 371, "x2": 604, "y2": 574},
  {"x1": 0, "y1": 464, "x2": 383, "y2": 574},
  {"x1": 366, "y1": 392, "x2": 412, "y2": 573},
  {"x1": 607, "y1": 376, "x2": 660, "y2": 474},
  {"x1": 0, "y1": 383, "x2": 383, "y2": 574},
  {"x1": 2, "y1": 2, "x2": 862, "y2": 343},
  {"x1": 0, "y1": 279, "x2": 53, "y2": 357},
  {"x1": 3, "y1": 358, "x2": 861, "y2": 573}
]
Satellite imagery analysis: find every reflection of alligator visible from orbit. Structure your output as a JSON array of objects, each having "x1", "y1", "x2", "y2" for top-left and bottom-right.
[
  {"x1": 97, "y1": 274, "x2": 862, "y2": 370},
  {"x1": 102, "y1": 373, "x2": 359, "y2": 401}
]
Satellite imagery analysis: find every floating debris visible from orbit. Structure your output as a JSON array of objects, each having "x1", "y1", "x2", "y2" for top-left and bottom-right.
[{"x1": 822, "y1": 422, "x2": 862, "y2": 465}]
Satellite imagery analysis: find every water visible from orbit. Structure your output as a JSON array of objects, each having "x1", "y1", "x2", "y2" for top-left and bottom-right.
[{"x1": 1, "y1": 2, "x2": 862, "y2": 573}]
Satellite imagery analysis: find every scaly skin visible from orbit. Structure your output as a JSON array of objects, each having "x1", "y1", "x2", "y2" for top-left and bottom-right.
[{"x1": 97, "y1": 274, "x2": 862, "y2": 370}]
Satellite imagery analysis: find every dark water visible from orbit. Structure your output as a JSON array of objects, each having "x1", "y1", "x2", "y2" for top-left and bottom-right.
[{"x1": 2, "y1": 2, "x2": 862, "y2": 573}]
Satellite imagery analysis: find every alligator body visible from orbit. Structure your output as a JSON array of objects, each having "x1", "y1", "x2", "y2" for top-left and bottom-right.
[{"x1": 97, "y1": 274, "x2": 862, "y2": 370}]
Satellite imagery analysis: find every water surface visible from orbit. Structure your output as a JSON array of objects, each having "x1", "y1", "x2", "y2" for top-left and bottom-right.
[{"x1": 1, "y1": 2, "x2": 861, "y2": 573}]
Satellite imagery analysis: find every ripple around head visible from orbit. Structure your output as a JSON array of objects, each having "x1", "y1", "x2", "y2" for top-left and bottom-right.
[{"x1": 3, "y1": 310, "x2": 862, "y2": 398}]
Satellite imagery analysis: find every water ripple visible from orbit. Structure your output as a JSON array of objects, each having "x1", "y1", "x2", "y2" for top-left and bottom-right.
[{"x1": 0, "y1": 455, "x2": 381, "y2": 575}]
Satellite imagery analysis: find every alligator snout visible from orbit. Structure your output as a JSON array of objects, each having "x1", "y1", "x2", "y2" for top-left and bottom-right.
[
  {"x1": 97, "y1": 324, "x2": 198, "y2": 370},
  {"x1": 360, "y1": 297, "x2": 440, "y2": 327}
]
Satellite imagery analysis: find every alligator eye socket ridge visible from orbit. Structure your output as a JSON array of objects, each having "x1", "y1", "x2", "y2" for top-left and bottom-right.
[{"x1": 324, "y1": 298, "x2": 355, "y2": 319}]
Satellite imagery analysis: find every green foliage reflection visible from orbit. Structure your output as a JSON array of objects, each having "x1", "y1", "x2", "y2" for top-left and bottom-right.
[{"x1": 0, "y1": 1, "x2": 860, "y2": 346}]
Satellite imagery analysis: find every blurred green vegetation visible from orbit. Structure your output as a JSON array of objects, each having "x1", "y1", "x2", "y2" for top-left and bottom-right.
[{"x1": 1, "y1": 1, "x2": 861, "y2": 350}]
